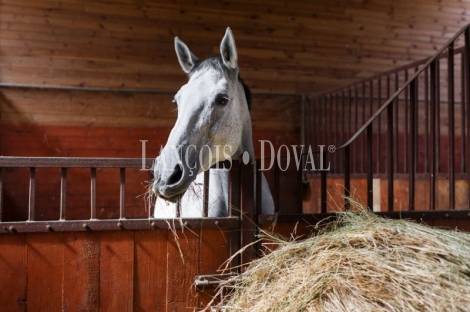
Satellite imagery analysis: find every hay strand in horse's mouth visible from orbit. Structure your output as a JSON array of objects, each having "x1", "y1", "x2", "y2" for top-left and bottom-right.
[{"x1": 207, "y1": 203, "x2": 470, "y2": 312}]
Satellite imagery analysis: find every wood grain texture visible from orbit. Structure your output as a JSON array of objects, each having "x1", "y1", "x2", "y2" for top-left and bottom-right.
[
  {"x1": 1, "y1": 0, "x2": 468, "y2": 94},
  {"x1": 26, "y1": 233, "x2": 64, "y2": 311},
  {"x1": 198, "y1": 227, "x2": 231, "y2": 309},
  {"x1": 166, "y1": 228, "x2": 199, "y2": 312},
  {"x1": 62, "y1": 232, "x2": 100, "y2": 312},
  {"x1": 99, "y1": 231, "x2": 134, "y2": 312},
  {"x1": 0, "y1": 234, "x2": 27, "y2": 311},
  {"x1": 133, "y1": 229, "x2": 168, "y2": 312}
]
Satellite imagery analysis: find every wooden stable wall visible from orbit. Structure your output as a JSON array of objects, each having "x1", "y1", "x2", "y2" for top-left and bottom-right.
[
  {"x1": 0, "y1": 228, "x2": 231, "y2": 311},
  {"x1": 1, "y1": 0, "x2": 470, "y2": 94}
]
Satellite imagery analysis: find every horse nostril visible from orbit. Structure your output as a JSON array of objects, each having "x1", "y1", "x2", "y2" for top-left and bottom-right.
[{"x1": 167, "y1": 164, "x2": 184, "y2": 185}]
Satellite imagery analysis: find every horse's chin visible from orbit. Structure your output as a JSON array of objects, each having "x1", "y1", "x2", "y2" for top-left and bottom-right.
[{"x1": 158, "y1": 193, "x2": 184, "y2": 203}]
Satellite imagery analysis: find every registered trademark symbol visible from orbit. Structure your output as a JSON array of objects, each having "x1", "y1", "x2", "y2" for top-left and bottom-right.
[{"x1": 328, "y1": 145, "x2": 336, "y2": 153}]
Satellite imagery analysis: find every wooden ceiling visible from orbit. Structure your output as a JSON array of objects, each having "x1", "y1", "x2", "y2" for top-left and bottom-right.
[{"x1": 1, "y1": 0, "x2": 469, "y2": 95}]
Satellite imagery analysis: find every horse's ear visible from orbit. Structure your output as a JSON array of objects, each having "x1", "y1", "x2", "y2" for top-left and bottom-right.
[
  {"x1": 220, "y1": 27, "x2": 238, "y2": 69},
  {"x1": 175, "y1": 37, "x2": 198, "y2": 74}
]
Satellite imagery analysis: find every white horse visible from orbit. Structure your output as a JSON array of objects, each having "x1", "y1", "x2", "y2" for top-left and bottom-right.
[{"x1": 152, "y1": 28, "x2": 274, "y2": 218}]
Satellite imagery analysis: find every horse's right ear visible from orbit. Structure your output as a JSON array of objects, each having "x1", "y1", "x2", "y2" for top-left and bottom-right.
[{"x1": 175, "y1": 37, "x2": 199, "y2": 74}]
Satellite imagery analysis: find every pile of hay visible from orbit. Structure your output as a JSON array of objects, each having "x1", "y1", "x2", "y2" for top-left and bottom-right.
[{"x1": 210, "y1": 209, "x2": 470, "y2": 311}]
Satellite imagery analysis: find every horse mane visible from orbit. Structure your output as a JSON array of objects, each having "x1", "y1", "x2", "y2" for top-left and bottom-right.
[{"x1": 189, "y1": 56, "x2": 252, "y2": 111}]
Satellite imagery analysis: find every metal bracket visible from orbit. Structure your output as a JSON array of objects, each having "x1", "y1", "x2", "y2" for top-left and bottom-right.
[{"x1": 194, "y1": 273, "x2": 238, "y2": 291}]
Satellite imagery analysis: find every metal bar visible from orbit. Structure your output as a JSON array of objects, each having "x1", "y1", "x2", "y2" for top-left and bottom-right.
[
  {"x1": 367, "y1": 123, "x2": 373, "y2": 210},
  {"x1": 405, "y1": 69, "x2": 409, "y2": 173},
  {"x1": 0, "y1": 217, "x2": 240, "y2": 234},
  {"x1": 28, "y1": 168, "x2": 36, "y2": 221},
  {"x1": 256, "y1": 161, "x2": 262, "y2": 215},
  {"x1": 335, "y1": 93, "x2": 340, "y2": 172},
  {"x1": 329, "y1": 95, "x2": 333, "y2": 154},
  {"x1": 430, "y1": 60, "x2": 438, "y2": 210},
  {"x1": 448, "y1": 43, "x2": 456, "y2": 210},
  {"x1": 120, "y1": 168, "x2": 126, "y2": 219},
  {"x1": 387, "y1": 94, "x2": 394, "y2": 212},
  {"x1": 425, "y1": 67, "x2": 430, "y2": 173},
  {"x1": 60, "y1": 168, "x2": 67, "y2": 220},
  {"x1": 240, "y1": 162, "x2": 256, "y2": 269},
  {"x1": 377, "y1": 78, "x2": 382, "y2": 173},
  {"x1": 395, "y1": 73, "x2": 399, "y2": 172},
  {"x1": 461, "y1": 52, "x2": 466, "y2": 173},
  {"x1": 0, "y1": 168, "x2": 3, "y2": 221},
  {"x1": 466, "y1": 28, "x2": 470, "y2": 210},
  {"x1": 344, "y1": 145, "x2": 351, "y2": 210},
  {"x1": 90, "y1": 168, "x2": 96, "y2": 219},
  {"x1": 148, "y1": 170, "x2": 154, "y2": 218},
  {"x1": 348, "y1": 89, "x2": 352, "y2": 173},
  {"x1": 320, "y1": 151, "x2": 327, "y2": 214},
  {"x1": 436, "y1": 59, "x2": 441, "y2": 173},
  {"x1": 341, "y1": 90, "x2": 345, "y2": 173},
  {"x1": 228, "y1": 160, "x2": 241, "y2": 270},
  {"x1": 361, "y1": 83, "x2": 366, "y2": 174},
  {"x1": 354, "y1": 86, "x2": 358, "y2": 173},
  {"x1": 203, "y1": 170, "x2": 210, "y2": 217},
  {"x1": 409, "y1": 79, "x2": 418, "y2": 211},
  {"x1": 370, "y1": 80, "x2": 374, "y2": 173},
  {"x1": 0, "y1": 157, "x2": 154, "y2": 168},
  {"x1": 274, "y1": 163, "x2": 280, "y2": 213}
]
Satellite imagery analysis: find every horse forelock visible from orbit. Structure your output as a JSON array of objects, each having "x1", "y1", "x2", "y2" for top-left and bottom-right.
[{"x1": 189, "y1": 56, "x2": 252, "y2": 111}]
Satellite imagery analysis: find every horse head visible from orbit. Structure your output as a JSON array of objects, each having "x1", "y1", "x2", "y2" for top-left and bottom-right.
[{"x1": 152, "y1": 28, "x2": 253, "y2": 203}]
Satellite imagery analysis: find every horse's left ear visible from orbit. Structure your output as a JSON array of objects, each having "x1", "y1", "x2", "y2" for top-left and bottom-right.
[{"x1": 220, "y1": 27, "x2": 238, "y2": 69}]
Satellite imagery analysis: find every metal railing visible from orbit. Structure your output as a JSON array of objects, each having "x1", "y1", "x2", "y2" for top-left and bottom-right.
[{"x1": 306, "y1": 23, "x2": 470, "y2": 215}]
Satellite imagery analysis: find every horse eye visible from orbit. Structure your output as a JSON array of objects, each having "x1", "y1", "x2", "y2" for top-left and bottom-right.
[{"x1": 216, "y1": 95, "x2": 229, "y2": 106}]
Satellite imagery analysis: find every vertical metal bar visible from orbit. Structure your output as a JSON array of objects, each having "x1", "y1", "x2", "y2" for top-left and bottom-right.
[
  {"x1": 361, "y1": 83, "x2": 366, "y2": 174},
  {"x1": 60, "y1": 168, "x2": 67, "y2": 220},
  {"x1": 347, "y1": 88, "x2": 354, "y2": 174},
  {"x1": 466, "y1": 28, "x2": 470, "y2": 210},
  {"x1": 148, "y1": 170, "x2": 153, "y2": 218},
  {"x1": 354, "y1": 86, "x2": 358, "y2": 173},
  {"x1": 448, "y1": 43, "x2": 455, "y2": 210},
  {"x1": 395, "y1": 73, "x2": 399, "y2": 172},
  {"x1": 409, "y1": 79, "x2": 418, "y2": 211},
  {"x1": 377, "y1": 78, "x2": 382, "y2": 173},
  {"x1": 335, "y1": 93, "x2": 340, "y2": 172},
  {"x1": 273, "y1": 164, "x2": 280, "y2": 213},
  {"x1": 240, "y1": 161, "x2": 256, "y2": 269},
  {"x1": 386, "y1": 75, "x2": 391, "y2": 174},
  {"x1": 321, "y1": 149, "x2": 327, "y2": 214},
  {"x1": 370, "y1": 80, "x2": 374, "y2": 174},
  {"x1": 256, "y1": 161, "x2": 262, "y2": 215},
  {"x1": 297, "y1": 149, "x2": 303, "y2": 213},
  {"x1": 405, "y1": 69, "x2": 409, "y2": 173},
  {"x1": 430, "y1": 60, "x2": 438, "y2": 210},
  {"x1": 28, "y1": 167, "x2": 36, "y2": 221},
  {"x1": 461, "y1": 52, "x2": 466, "y2": 173},
  {"x1": 344, "y1": 145, "x2": 351, "y2": 210},
  {"x1": 436, "y1": 59, "x2": 441, "y2": 173},
  {"x1": 120, "y1": 168, "x2": 126, "y2": 219},
  {"x1": 425, "y1": 67, "x2": 430, "y2": 173},
  {"x1": 90, "y1": 167, "x2": 96, "y2": 219},
  {"x1": 0, "y1": 168, "x2": 3, "y2": 221},
  {"x1": 329, "y1": 95, "x2": 333, "y2": 152},
  {"x1": 387, "y1": 96, "x2": 394, "y2": 211},
  {"x1": 367, "y1": 123, "x2": 373, "y2": 210},
  {"x1": 341, "y1": 90, "x2": 345, "y2": 173},
  {"x1": 301, "y1": 95, "x2": 306, "y2": 149},
  {"x1": 203, "y1": 170, "x2": 210, "y2": 217},
  {"x1": 228, "y1": 160, "x2": 240, "y2": 270}
]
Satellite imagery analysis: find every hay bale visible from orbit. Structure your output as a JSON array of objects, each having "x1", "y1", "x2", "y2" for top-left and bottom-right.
[{"x1": 211, "y1": 208, "x2": 470, "y2": 311}]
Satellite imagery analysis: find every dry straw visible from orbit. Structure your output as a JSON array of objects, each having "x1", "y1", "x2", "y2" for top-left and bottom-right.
[{"x1": 209, "y1": 200, "x2": 470, "y2": 312}]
